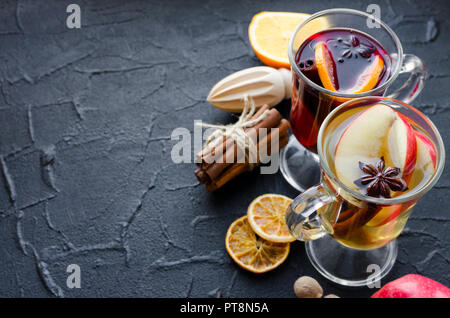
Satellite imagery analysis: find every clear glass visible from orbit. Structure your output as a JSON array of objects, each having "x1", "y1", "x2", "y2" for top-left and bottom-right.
[
  {"x1": 285, "y1": 97, "x2": 445, "y2": 286},
  {"x1": 281, "y1": 8, "x2": 427, "y2": 191}
]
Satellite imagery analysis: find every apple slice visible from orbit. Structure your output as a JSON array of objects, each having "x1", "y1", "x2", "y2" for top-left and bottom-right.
[
  {"x1": 415, "y1": 130, "x2": 437, "y2": 174},
  {"x1": 365, "y1": 132, "x2": 436, "y2": 228},
  {"x1": 366, "y1": 204, "x2": 402, "y2": 227},
  {"x1": 335, "y1": 104, "x2": 397, "y2": 189},
  {"x1": 366, "y1": 131, "x2": 435, "y2": 228},
  {"x1": 387, "y1": 113, "x2": 417, "y2": 179}
]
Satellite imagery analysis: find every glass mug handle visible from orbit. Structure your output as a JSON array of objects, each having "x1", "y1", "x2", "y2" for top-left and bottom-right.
[
  {"x1": 285, "y1": 183, "x2": 335, "y2": 241},
  {"x1": 387, "y1": 54, "x2": 427, "y2": 104}
]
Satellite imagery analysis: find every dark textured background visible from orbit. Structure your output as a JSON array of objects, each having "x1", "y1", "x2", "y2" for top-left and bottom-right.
[{"x1": 0, "y1": 0, "x2": 449, "y2": 298}]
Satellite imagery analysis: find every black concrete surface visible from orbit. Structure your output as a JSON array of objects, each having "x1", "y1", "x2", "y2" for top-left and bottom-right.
[{"x1": 0, "y1": 0, "x2": 449, "y2": 298}]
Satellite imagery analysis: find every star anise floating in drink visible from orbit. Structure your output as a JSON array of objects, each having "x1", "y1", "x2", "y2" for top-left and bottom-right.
[
  {"x1": 354, "y1": 157, "x2": 408, "y2": 198},
  {"x1": 337, "y1": 35, "x2": 375, "y2": 59}
]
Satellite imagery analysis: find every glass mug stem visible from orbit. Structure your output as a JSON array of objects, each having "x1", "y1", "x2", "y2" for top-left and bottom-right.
[
  {"x1": 284, "y1": 180, "x2": 401, "y2": 287},
  {"x1": 387, "y1": 54, "x2": 427, "y2": 104}
]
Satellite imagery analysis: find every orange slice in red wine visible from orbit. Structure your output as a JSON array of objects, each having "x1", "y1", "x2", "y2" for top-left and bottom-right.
[
  {"x1": 315, "y1": 42, "x2": 339, "y2": 91},
  {"x1": 348, "y1": 55, "x2": 385, "y2": 94}
]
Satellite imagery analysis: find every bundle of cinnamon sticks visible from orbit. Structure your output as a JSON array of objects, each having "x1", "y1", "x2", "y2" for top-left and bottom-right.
[{"x1": 194, "y1": 105, "x2": 290, "y2": 191}]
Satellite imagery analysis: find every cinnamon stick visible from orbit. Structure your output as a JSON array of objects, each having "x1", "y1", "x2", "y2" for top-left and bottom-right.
[
  {"x1": 202, "y1": 119, "x2": 289, "y2": 191},
  {"x1": 298, "y1": 57, "x2": 321, "y2": 86},
  {"x1": 332, "y1": 203, "x2": 379, "y2": 237},
  {"x1": 206, "y1": 133, "x2": 289, "y2": 192},
  {"x1": 203, "y1": 108, "x2": 282, "y2": 181},
  {"x1": 196, "y1": 104, "x2": 270, "y2": 167}
]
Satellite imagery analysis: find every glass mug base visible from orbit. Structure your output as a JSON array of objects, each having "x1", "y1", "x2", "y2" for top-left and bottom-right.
[
  {"x1": 305, "y1": 235, "x2": 398, "y2": 287},
  {"x1": 280, "y1": 135, "x2": 321, "y2": 192}
]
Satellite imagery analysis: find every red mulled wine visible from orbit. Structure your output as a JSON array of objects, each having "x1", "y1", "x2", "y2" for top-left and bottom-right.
[{"x1": 290, "y1": 28, "x2": 392, "y2": 153}]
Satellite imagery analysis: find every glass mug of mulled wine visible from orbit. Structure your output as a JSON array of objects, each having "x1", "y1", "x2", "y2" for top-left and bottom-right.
[
  {"x1": 280, "y1": 8, "x2": 427, "y2": 191},
  {"x1": 285, "y1": 97, "x2": 444, "y2": 286}
]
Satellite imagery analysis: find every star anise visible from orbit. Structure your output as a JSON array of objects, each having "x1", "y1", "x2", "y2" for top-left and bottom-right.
[
  {"x1": 354, "y1": 157, "x2": 408, "y2": 198},
  {"x1": 335, "y1": 35, "x2": 375, "y2": 59}
]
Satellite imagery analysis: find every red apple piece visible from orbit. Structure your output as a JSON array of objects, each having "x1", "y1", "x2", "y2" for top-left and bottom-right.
[
  {"x1": 387, "y1": 113, "x2": 417, "y2": 178},
  {"x1": 415, "y1": 130, "x2": 437, "y2": 174},
  {"x1": 372, "y1": 274, "x2": 450, "y2": 298},
  {"x1": 367, "y1": 130, "x2": 436, "y2": 227},
  {"x1": 335, "y1": 104, "x2": 397, "y2": 190},
  {"x1": 366, "y1": 204, "x2": 403, "y2": 227}
]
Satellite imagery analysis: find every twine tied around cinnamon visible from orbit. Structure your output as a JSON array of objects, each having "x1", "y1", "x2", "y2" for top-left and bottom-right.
[{"x1": 196, "y1": 95, "x2": 270, "y2": 169}]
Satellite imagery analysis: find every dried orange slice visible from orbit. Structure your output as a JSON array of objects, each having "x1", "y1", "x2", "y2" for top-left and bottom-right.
[
  {"x1": 349, "y1": 55, "x2": 385, "y2": 93},
  {"x1": 247, "y1": 194, "x2": 295, "y2": 243},
  {"x1": 248, "y1": 12, "x2": 311, "y2": 69},
  {"x1": 225, "y1": 216, "x2": 290, "y2": 273},
  {"x1": 315, "y1": 42, "x2": 339, "y2": 91}
]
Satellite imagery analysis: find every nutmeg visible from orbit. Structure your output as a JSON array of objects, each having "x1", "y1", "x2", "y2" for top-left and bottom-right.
[{"x1": 294, "y1": 276, "x2": 323, "y2": 298}]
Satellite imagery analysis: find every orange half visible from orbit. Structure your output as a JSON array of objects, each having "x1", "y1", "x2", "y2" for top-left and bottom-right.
[{"x1": 249, "y1": 12, "x2": 311, "y2": 69}]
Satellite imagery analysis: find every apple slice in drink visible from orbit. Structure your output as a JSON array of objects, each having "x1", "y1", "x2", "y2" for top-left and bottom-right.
[
  {"x1": 368, "y1": 131, "x2": 436, "y2": 227},
  {"x1": 335, "y1": 105, "x2": 417, "y2": 193},
  {"x1": 365, "y1": 204, "x2": 402, "y2": 227},
  {"x1": 335, "y1": 104, "x2": 397, "y2": 190},
  {"x1": 415, "y1": 130, "x2": 437, "y2": 174},
  {"x1": 387, "y1": 113, "x2": 417, "y2": 179},
  {"x1": 366, "y1": 114, "x2": 416, "y2": 226}
]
